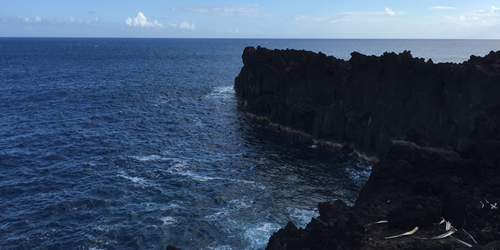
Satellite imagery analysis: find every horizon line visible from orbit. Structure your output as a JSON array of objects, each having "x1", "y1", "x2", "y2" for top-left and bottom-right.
[{"x1": 1, "y1": 37, "x2": 500, "y2": 40}]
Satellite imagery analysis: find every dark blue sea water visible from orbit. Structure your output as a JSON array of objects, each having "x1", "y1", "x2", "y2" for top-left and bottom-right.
[{"x1": 1, "y1": 38, "x2": 499, "y2": 250}]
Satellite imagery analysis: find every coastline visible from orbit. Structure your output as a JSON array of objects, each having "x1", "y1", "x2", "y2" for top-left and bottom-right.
[
  {"x1": 244, "y1": 111, "x2": 379, "y2": 163},
  {"x1": 233, "y1": 47, "x2": 500, "y2": 249}
]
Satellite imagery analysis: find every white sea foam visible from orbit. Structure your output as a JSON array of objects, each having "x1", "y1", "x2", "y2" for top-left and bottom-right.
[
  {"x1": 118, "y1": 171, "x2": 150, "y2": 186},
  {"x1": 242, "y1": 222, "x2": 281, "y2": 249},
  {"x1": 166, "y1": 160, "x2": 214, "y2": 181},
  {"x1": 130, "y1": 155, "x2": 170, "y2": 162},
  {"x1": 165, "y1": 159, "x2": 262, "y2": 186},
  {"x1": 142, "y1": 202, "x2": 183, "y2": 213},
  {"x1": 153, "y1": 99, "x2": 170, "y2": 106},
  {"x1": 287, "y1": 207, "x2": 319, "y2": 228},
  {"x1": 208, "y1": 245, "x2": 234, "y2": 250},
  {"x1": 205, "y1": 198, "x2": 254, "y2": 221},
  {"x1": 205, "y1": 210, "x2": 231, "y2": 221},
  {"x1": 345, "y1": 162, "x2": 372, "y2": 181},
  {"x1": 160, "y1": 216, "x2": 178, "y2": 226},
  {"x1": 205, "y1": 86, "x2": 234, "y2": 99}
]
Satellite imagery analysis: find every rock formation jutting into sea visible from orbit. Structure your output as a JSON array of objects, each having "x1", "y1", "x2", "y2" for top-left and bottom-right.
[
  {"x1": 234, "y1": 46, "x2": 500, "y2": 162},
  {"x1": 231, "y1": 47, "x2": 500, "y2": 249}
]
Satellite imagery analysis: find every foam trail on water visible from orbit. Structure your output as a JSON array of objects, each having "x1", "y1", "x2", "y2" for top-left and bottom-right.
[
  {"x1": 205, "y1": 85, "x2": 235, "y2": 99},
  {"x1": 160, "y1": 216, "x2": 178, "y2": 226},
  {"x1": 243, "y1": 222, "x2": 281, "y2": 249}
]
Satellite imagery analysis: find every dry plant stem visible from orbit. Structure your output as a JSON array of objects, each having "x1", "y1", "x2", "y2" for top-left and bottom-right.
[{"x1": 384, "y1": 227, "x2": 419, "y2": 239}]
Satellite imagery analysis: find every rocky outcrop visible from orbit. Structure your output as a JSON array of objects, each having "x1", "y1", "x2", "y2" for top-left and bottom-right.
[
  {"x1": 234, "y1": 47, "x2": 500, "y2": 249},
  {"x1": 234, "y1": 46, "x2": 500, "y2": 161},
  {"x1": 265, "y1": 106, "x2": 500, "y2": 249}
]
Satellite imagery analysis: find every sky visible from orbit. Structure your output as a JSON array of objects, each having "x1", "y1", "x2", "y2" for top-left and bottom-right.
[{"x1": 1, "y1": 0, "x2": 500, "y2": 39}]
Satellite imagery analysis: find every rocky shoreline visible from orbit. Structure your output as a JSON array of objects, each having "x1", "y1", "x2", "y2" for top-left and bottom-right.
[
  {"x1": 265, "y1": 122, "x2": 500, "y2": 249},
  {"x1": 234, "y1": 46, "x2": 500, "y2": 161},
  {"x1": 168, "y1": 47, "x2": 500, "y2": 249},
  {"x1": 234, "y1": 47, "x2": 500, "y2": 249}
]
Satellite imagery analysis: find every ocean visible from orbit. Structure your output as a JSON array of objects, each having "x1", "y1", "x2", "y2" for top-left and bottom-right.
[{"x1": 1, "y1": 38, "x2": 499, "y2": 250}]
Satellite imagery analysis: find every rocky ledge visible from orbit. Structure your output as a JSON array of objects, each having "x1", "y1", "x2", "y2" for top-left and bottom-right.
[
  {"x1": 234, "y1": 46, "x2": 500, "y2": 161},
  {"x1": 266, "y1": 120, "x2": 500, "y2": 249},
  {"x1": 233, "y1": 47, "x2": 500, "y2": 249}
]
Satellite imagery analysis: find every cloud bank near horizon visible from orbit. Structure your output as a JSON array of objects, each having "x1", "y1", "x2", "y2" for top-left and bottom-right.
[
  {"x1": 1, "y1": 3, "x2": 499, "y2": 39},
  {"x1": 174, "y1": 4, "x2": 267, "y2": 18}
]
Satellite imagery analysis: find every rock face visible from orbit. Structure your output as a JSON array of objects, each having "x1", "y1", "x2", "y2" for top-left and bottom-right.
[
  {"x1": 234, "y1": 47, "x2": 500, "y2": 249},
  {"x1": 234, "y1": 46, "x2": 500, "y2": 160},
  {"x1": 264, "y1": 111, "x2": 500, "y2": 249}
]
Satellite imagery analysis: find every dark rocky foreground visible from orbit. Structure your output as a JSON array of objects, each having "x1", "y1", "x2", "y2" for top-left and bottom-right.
[
  {"x1": 167, "y1": 48, "x2": 500, "y2": 249},
  {"x1": 264, "y1": 121, "x2": 500, "y2": 249}
]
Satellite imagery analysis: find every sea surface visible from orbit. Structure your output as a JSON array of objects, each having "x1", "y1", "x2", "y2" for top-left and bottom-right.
[{"x1": 1, "y1": 38, "x2": 499, "y2": 250}]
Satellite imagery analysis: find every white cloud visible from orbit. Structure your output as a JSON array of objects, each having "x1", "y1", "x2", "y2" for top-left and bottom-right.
[
  {"x1": 429, "y1": 6, "x2": 457, "y2": 10},
  {"x1": 2, "y1": 15, "x2": 101, "y2": 26},
  {"x1": 18, "y1": 16, "x2": 44, "y2": 23},
  {"x1": 385, "y1": 7, "x2": 395, "y2": 16},
  {"x1": 227, "y1": 28, "x2": 262, "y2": 34},
  {"x1": 294, "y1": 8, "x2": 404, "y2": 23},
  {"x1": 449, "y1": 6, "x2": 500, "y2": 26},
  {"x1": 125, "y1": 12, "x2": 163, "y2": 28},
  {"x1": 179, "y1": 21, "x2": 195, "y2": 29},
  {"x1": 69, "y1": 17, "x2": 100, "y2": 25},
  {"x1": 175, "y1": 4, "x2": 267, "y2": 18}
]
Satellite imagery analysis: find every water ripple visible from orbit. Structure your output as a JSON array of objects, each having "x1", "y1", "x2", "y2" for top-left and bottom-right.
[{"x1": 0, "y1": 38, "x2": 375, "y2": 250}]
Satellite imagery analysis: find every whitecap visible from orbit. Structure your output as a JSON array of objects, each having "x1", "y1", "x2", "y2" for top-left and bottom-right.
[
  {"x1": 228, "y1": 198, "x2": 253, "y2": 210},
  {"x1": 160, "y1": 216, "x2": 178, "y2": 226},
  {"x1": 166, "y1": 161, "x2": 218, "y2": 182},
  {"x1": 287, "y1": 207, "x2": 319, "y2": 228},
  {"x1": 344, "y1": 163, "x2": 372, "y2": 181},
  {"x1": 205, "y1": 198, "x2": 254, "y2": 221},
  {"x1": 242, "y1": 222, "x2": 281, "y2": 249},
  {"x1": 208, "y1": 245, "x2": 234, "y2": 250},
  {"x1": 205, "y1": 86, "x2": 234, "y2": 99},
  {"x1": 164, "y1": 158, "x2": 265, "y2": 189},
  {"x1": 130, "y1": 155, "x2": 169, "y2": 162},
  {"x1": 118, "y1": 171, "x2": 150, "y2": 186},
  {"x1": 153, "y1": 99, "x2": 170, "y2": 106},
  {"x1": 205, "y1": 210, "x2": 231, "y2": 221}
]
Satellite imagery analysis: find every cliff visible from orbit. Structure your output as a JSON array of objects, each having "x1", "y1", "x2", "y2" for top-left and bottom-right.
[
  {"x1": 265, "y1": 116, "x2": 500, "y2": 249},
  {"x1": 233, "y1": 47, "x2": 500, "y2": 249},
  {"x1": 234, "y1": 46, "x2": 500, "y2": 161}
]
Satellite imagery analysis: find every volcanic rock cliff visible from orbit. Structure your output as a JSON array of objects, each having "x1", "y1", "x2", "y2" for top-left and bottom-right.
[
  {"x1": 232, "y1": 47, "x2": 500, "y2": 249},
  {"x1": 234, "y1": 46, "x2": 500, "y2": 161}
]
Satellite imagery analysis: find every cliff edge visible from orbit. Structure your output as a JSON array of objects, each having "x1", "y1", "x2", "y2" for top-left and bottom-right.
[
  {"x1": 234, "y1": 47, "x2": 500, "y2": 249},
  {"x1": 234, "y1": 46, "x2": 500, "y2": 161}
]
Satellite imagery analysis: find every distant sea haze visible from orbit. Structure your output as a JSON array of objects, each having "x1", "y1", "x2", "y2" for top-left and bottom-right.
[{"x1": 1, "y1": 38, "x2": 498, "y2": 250}]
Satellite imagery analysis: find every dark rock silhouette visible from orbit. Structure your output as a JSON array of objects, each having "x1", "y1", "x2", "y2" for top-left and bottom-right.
[
  {"x1": 234, "y1": 47, "x2": 500, "y2": 249},
  {"x1": 166, "y1": 245, "x2": 182, "y2": 250},
  {"x1": 264, "y1": 106, "x2": 500, "y2": 249},
  {"x1": 234, "y1": 46, "x2": 500, "y2": 161}
]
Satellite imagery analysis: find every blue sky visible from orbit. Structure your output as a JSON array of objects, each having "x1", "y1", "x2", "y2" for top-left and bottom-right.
[{"x1": 1, "y1": 0, "x2": 500, "y2": 38}]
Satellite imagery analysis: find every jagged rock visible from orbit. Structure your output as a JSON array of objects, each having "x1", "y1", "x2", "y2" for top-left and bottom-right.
[
  {"x1": 234, "y1": 47, "x2": 500, "y2": 160},
  {"x1": 386, "y1": 196, "x2": 442, "y2": 229},
  {"x1": 264, "y1": 130, "x2": 500, "y2": 249},
  {"x1": 233, "y1": 47, "x2": 500, "y2": 249},
  {"x1": 405, "y1": 126, "x2": 431, "y2": 147},
  {"x1": 166, "y1": 245, "x2": 182, "y2": 250}
]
